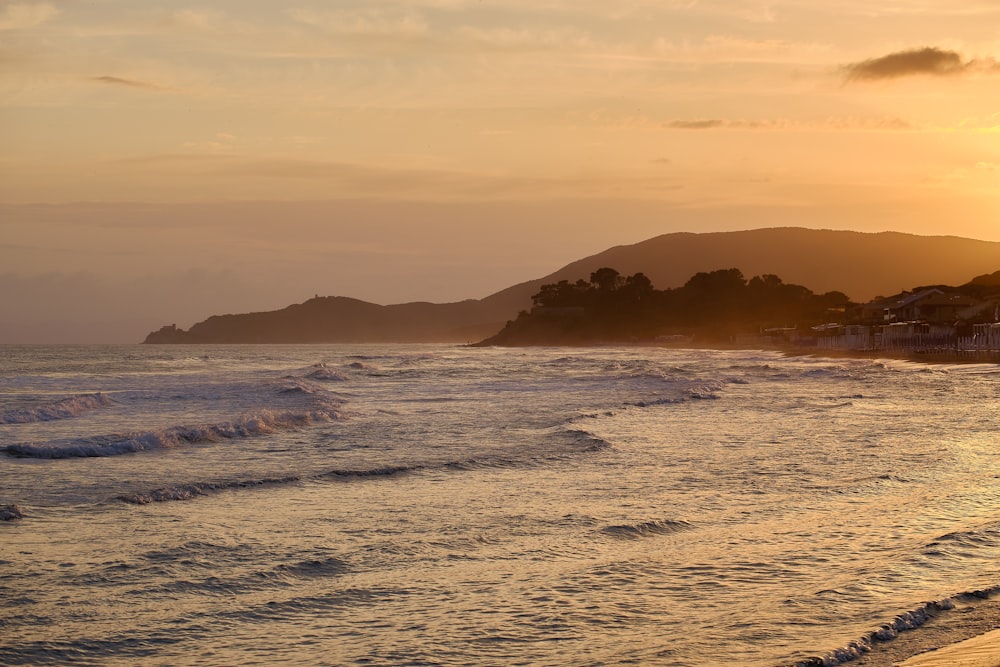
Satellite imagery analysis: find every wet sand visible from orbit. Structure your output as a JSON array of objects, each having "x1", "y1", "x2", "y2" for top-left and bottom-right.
[{"x1": 899, "y1": 627, "x2": 1000, "y2": 666}]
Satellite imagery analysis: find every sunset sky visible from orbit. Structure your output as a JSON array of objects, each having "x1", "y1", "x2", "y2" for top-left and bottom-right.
[{"x1": 3, "y1": 0, "x2": 1000, "y2": 342}]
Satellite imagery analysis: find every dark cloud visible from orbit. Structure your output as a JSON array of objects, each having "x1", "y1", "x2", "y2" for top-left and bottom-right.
[
  {"x1": 844, "y1": 47, "x2": 973, "y2": 81},
  {"x1": 92, "y1": 75, "x2": 163, "y2": 90},
  {"x1": 665, "y1": 119, "x2": 724, "y2": 130}
]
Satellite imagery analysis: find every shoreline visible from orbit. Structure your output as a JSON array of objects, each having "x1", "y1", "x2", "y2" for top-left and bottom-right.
[
  {"x1": 803, "y1": 590, "x2": 1000, "y2": 666},
  {"x1": 779, "y1": 345, "x2": 1000, "y2": 366},
  {"x1": 638, "y1": 341, "x2": 1000, "y2": 366},
  {"x1": 899, "y1": 627, "x2": 1000, "y2": 666},
  {"x1": 472, "y1": 337, "x2": 1000, "y2": 366}
]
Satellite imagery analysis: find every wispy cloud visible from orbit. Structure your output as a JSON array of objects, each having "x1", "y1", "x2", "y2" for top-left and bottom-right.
[
  {"x1": 288, "y1": 8, "x2": 429, "y2": 37},
  {"x1": 663, "y1": 117, "x2": 913, "y2": 130},
  {"x1": 0, "y1": 2, "x2": 58, "y2": 30},
  {"x1": 666, "y1": 119, "x2": 725, "y2": 130},
  {"x1": 99, "y1": 152, "x2": 684, "y2": 201},
  {"x1": 844, "y1": 47, "x2": 997, "y2": 81},
  {"x1": 92, "y1": 76, "x2": 165, "y2": 91}
]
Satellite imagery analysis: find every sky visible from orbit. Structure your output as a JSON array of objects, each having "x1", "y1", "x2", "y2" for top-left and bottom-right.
[{"x1": 3, "y1": 0, "x2": 1000, "y2": 342}]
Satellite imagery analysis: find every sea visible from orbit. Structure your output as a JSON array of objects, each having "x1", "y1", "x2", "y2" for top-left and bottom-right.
[{"x1": 3, "y1": 344, "x2": 1000, "y2": 667}]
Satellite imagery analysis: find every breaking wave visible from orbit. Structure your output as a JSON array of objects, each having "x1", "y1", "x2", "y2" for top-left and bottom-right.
[
  {"x1": 789, "y1": 587, "x2": 1000, "y2": 666},
  {"x1": 5, "y1": 404, "x2": 344, "y2": 459},
  {"x1": 0, "y1": 393, "x2": 114, "y2": 424},
  {"x1": 623, "y1": 375, "x2": 743, "y2": 408},
  {"x1": 276, "y1": 377, "x2": 330, "y2": 395},
  {"x1": 304, "y1": 363, "x2": 348, "y2": 382},
  {"x1": 788, "y1": 600, "x2": 954, "y2": 666}
]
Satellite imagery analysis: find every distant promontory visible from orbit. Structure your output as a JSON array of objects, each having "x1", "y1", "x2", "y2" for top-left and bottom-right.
[
  {"x1": 143, "y1": 296, "x2": 508, "y2": 344},
  {"x1": 143, "y1": 228, "x2": 1000, "y2": 344}
]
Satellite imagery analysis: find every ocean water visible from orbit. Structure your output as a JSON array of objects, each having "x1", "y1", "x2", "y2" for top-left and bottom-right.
[{"x1": 3, "y1": 344, "x2": 1000, "y2": 666}]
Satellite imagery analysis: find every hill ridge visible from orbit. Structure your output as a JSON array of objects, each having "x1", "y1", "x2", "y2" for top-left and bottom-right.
[{"x1": 144, "y1": 227, "x2": 1000, "y2": 343}]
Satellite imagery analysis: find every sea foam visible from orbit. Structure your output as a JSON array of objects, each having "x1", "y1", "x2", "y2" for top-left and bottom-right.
[{"x1": 791, "y1": 598, "x2": 960, "y2": 666}]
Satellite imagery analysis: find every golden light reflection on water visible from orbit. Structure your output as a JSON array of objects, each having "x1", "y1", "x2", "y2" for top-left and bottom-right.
[{"x1": 6, "y1": 347, "x2": 1000, "y2": 666}]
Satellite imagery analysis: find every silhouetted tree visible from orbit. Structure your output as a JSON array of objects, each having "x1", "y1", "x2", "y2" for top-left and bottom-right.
[
  {"x1": 491, "y1": 266, "x2": 856, "y2": 345},
  {"x1": 590, "y1": 267, "x2": 622, "y2": 292},
  {"x1": 684, "y1": 268, "x2": 746, "y2": 294},
  {"x1": 623, "y1": 272, "x2": 654, "y2": 300}
]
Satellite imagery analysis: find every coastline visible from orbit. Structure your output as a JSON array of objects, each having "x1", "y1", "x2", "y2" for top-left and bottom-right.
[
  {"x1": 643, "y1": 340, "x2": 1000, "y2": 366},
  {"x1": 473, "y1": 336, "x2": 1000, "y2": 366},
  {"x1": 815, "y1": 590, "x2": 1000, "y2": 666},
  {"x1": 779, "y1": 345, "x2": 1000, "y2": 366},
  {"x1": 899, "y1": 627, "x2": 1000, "y2": 666}
]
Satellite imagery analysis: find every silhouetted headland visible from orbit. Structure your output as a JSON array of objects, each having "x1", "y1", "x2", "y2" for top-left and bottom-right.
[
  {"x1": 143, "y1": 228, "x2": 1000, "y2": 345},
  {"x1": 143, "y1": 296, "x2": 507, "y2": 344}
]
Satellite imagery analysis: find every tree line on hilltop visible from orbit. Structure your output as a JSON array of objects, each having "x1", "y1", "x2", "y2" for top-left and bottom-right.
[{"x1": 477, "y1": 267, "x2": 851, "y2": 345}]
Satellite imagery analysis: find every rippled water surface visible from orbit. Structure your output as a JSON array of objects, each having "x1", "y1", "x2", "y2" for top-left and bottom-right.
[{"x1": 3, "y1": 344, "x2": 1000, "y2": 666}]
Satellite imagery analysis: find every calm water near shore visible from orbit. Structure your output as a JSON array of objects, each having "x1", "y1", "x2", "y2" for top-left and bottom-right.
[{"x1": 3, "y1": 344, "x2": 1000, "y2": 666}]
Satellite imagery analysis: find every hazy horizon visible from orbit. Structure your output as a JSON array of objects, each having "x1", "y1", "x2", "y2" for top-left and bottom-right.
[{"x1": 4, "y1": 1, "x2": 1000, "y2": 342}]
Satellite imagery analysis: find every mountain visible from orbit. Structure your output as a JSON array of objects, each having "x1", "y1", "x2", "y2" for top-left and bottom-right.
[
  {"x1": 144, "y1": 228, "x2": 1000, "y2": 344},
  {"x1": 485, "y1": 227, "x2": 1000, "y2": 310}
]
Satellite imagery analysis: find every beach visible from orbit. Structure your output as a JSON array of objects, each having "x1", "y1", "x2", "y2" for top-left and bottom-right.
[
  {"x1": 899, "y1": 628, "x2": 1000, "y2": 667},
  {"x1": 824, "y1": 593, "x2": 1000, "y2": 666}
]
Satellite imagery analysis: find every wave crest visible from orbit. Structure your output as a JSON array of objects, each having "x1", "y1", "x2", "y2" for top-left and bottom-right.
[
  {"x1": 118, "y1": 476, "x2": 302, "y2": 505},
  {"x1": 0, "y1": 393, "x2": 114, "y2": 424},
  {"x1": 304, "y1": 364, "x2": 348, "y2": 382},
  {"x1": 5, "y1": 404, "x2": 344, "y2": 459},
  {"x1": 118, "y1": 465, "x2": 426, "y2": 505},
  {"x1": 108, "y1": 426, "x2": 614, "y2": 506},
  {"x1": 602, "y1": 519, "x2": 692, "y2": 539},
  {"x1": 790, "y1": 598, "x2": 959, "y2": 666},
  {"x1": 562, "y1": 429, "x2": 612, "y2": 453}
]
